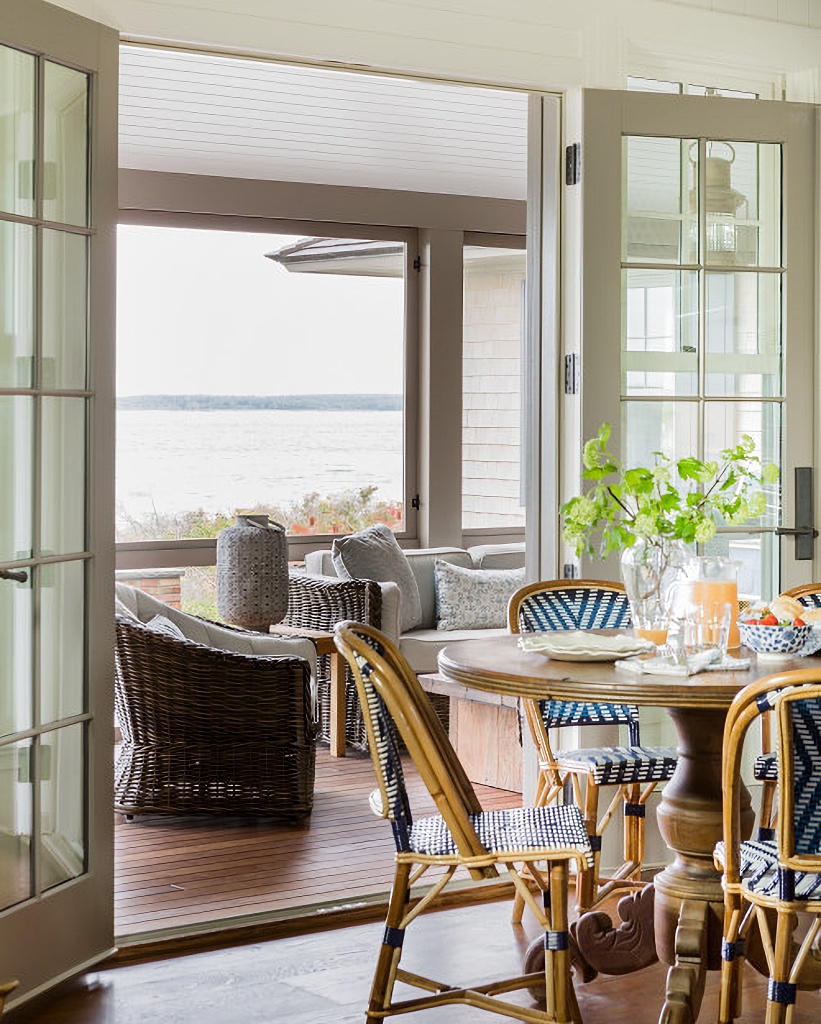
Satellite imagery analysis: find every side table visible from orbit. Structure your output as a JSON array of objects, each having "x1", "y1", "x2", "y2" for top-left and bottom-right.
[{"x1": 269, "y1": 624, "x2": 347, "y2": 757}]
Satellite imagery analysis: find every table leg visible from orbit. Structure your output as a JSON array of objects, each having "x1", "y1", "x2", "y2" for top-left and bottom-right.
[
  {"x1": 329, "y1": 650, "x2": 347, "y2": 757},
  {"x1": 652, "y1": 707, "x2": 753, "y2": 1024}
]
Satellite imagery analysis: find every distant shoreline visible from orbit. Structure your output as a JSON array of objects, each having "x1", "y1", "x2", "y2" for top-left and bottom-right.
[{"x1": 117, "y1": 394, "x2": 402, "y2": 412}]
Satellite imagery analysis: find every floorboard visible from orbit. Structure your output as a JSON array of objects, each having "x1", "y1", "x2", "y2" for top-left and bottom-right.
[
  {"x1": 11, "y1": 899, "x2": 821, "y2": 1023},
  {"x1": 114, "y1": 744, "x2": 518, "y2": 940}
]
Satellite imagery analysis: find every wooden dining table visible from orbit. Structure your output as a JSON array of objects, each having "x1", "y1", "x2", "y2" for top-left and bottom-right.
[{"x1": 437, "y1": 633, "x2": 821, "y2": 1024}]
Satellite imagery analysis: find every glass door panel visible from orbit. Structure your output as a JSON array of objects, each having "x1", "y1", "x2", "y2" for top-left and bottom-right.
[
  {"x1": 0, "y1": 578, "x2": 32, "y2": 738},
  {"x1": 0, "y1": 738, "x2": 32, "y2": 910},
  {"x1": 41, "y1": 396, "x2": 87, "y2": 556},
  {"x1": 0, "y1": 44, "x2": 35, "y2": 218},
  {"x1": 0, "y1": 221, "x2": 35, "y2": 387},
  {"x1": 42, "y1": 230, "x2": 88, "y2": 389},
  {"x1": 39, "y1": 723, "x2": 85, "y2": 891},
  {"x1": 39, "y1": 560, "x2": 85, "y2": 725},
  {"x1": 43, "y1": 61, "x2": 89, "y2": 228},
  {"x1": 0, "y1": 396, "x2": 33, "y2": 560}
]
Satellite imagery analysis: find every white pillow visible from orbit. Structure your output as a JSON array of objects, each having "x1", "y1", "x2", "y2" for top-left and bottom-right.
[
  {"x1": 145, "y1": 614, "x2": 187, "y2": 641},
  {"x1": 331, "y1": 523, "x2": 422, "y2": 633},
  {"x1": 435, "y1": 559, "x2": 526, "y2": 631}
]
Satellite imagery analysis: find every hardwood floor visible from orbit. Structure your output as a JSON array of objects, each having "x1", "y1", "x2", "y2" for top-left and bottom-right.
[
  {"x1": 11, "y1": 897, "x2": 821, "y2": 1023},
  {"x1": 115, "y1": 744, "x2": 519, "y2": 945}
]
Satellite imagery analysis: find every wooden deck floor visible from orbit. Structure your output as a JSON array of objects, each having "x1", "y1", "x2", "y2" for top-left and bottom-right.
[{"x1": 115, "y1": 744, "x2": 520, "y2": 944}]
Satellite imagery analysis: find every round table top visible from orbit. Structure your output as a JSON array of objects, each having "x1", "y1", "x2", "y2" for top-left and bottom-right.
[{"x1": 437, "y1": 633, "x2": 820, "y2": 710}]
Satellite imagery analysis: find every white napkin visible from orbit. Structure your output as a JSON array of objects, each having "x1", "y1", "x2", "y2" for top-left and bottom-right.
[
  {"x1": 616, "y1": 649, "x2": 718, "y2": 677},
  {"x1": 518, "y1": 631, "x2": 655, "y2": 657}
]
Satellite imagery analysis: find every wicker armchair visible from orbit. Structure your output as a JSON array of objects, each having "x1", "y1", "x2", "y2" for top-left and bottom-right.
[
  {"x1": 284, "y1": 569, "x2": 383, "y2": 751},
  {"x1": 114, "y1": 583, "x2": 318, "y2": 819}
]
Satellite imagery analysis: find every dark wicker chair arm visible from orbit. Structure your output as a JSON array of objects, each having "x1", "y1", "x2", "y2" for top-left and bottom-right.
[
  {"x1": 284, "y1": 571, "x2": 382, "y2": 632},
  {"x1": 283, "y1": 571, "x2": 383, "y2": 751}
]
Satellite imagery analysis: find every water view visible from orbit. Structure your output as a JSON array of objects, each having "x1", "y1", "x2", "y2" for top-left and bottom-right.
[{"x1": 116, "y1": 408, "x2": 403, "y2": 540}]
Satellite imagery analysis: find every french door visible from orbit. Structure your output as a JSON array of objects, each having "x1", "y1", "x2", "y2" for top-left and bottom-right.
[
  {"x1": 576, "y1": 90, "x2": 816, "y2": 595},
  {"x1": 0, "y1": 1, "x2": 117, "y2": 1010}
]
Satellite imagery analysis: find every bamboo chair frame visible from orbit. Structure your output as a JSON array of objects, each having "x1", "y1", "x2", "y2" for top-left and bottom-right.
[
  {"x1": 753, "y1": 584, "x2": 821, "y2": 842},
  {"x1": 508, "y1": 579, "x2": 675, "y2": 914},
  {"x1": 717, "y1": 668, "x2": 821, "y2": 1024},
  {"x1": 334, "y1": 620, "x2": 594, "y2": 1024}
]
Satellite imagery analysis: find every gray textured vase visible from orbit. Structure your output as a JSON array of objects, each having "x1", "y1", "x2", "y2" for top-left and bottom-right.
[{"x1": 216, "y1": 514, "x2": 288, "y2": 630}]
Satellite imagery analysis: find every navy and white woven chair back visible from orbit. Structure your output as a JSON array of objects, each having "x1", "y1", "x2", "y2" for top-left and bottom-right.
[
  {"x1": 518, "y1": 586, "x2": 630, "y2": 634},
  {"x1": 519, "y1": 586, "x2": 639, "y2": 739},
  {"x1": 797, "y1": 592, "x2": 821, "y2": 611},
  {"x1": 349, "y1": 635, "x2": 414, "y2": 851},
  {"x1": 790, "y1": 696, "x2": 821, "y2": 857}
]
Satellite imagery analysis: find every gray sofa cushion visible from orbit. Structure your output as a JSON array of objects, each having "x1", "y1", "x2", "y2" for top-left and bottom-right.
[
  {"x1": 331, "y1": 523, "x2": 423, "y2": 632},
  {"x1": 468, "y1": 542, "x2": 527, "y2": 570},
  {"x1": 399, "y1": 626, "x2": 511, "y2": 675}
]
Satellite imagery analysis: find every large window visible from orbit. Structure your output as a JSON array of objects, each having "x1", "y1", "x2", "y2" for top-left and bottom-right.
[
  {"x1": 116, "y1": 225, "x2": 409, "y2": 545},
  {"x1": 462, "y1": 242, "x2": 526, "y2": 531}
]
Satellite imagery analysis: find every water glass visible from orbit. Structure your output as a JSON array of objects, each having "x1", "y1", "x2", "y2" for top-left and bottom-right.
[{"x1": 682, "y1": 600, "x2": 733, "y2": 659}]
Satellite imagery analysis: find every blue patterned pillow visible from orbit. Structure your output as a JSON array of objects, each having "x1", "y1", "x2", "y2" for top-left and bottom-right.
[{"x1": 435, "y1": 559, "x2": 525, "y2": 631}]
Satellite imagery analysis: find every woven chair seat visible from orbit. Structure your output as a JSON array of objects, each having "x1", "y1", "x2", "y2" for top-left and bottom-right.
[
  {"x1": 540, "y1": 699, "x2": 640, "y2": 729},
  {"x1": 715, "y1": 838, "x2": 821, "y2": 901},
  {"x1": 754, "y1": 751, "x2": 779, "y2": 780},
  {"x1": 408, "y1": 803, "x2": 594, "y2": 865},
  {"x1": 555, "y1": 744, "x2": 679, "y2": 785}
]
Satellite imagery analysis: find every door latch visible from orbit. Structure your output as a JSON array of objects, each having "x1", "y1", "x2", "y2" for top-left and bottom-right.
[{"x1": 775, "y1": 467, "x2": 817, "y2": 560}]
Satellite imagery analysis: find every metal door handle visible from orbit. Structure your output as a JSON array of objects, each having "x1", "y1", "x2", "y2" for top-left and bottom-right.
[
  {"x1": 778, "y1": 467, "x2": 816, "y2": 561},
  {"x1": 0, "y1": 568, "x2": 28, "y2": 583}
]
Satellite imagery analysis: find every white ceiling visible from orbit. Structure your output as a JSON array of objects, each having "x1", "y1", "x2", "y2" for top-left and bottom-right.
[{"x1": 118, "y1": 46, "x2": 529, "y2": 200}]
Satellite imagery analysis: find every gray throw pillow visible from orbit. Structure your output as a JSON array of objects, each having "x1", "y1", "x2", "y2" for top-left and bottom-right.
[
  {"x1": 332, "y1": 523, "x2": 422, "y2": 633},
  {"x1": 145, "y1": 614, "x2": 187, "y2": 641},
  {"x1": 434, "y1": 559, "x2": 526, "y2": 631}
]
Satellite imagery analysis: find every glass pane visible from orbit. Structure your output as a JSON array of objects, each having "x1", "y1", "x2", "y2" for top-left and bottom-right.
[
  {"x1": 0, "y1": 396, "x2": 33, "y2": 561},
  {"x1": 0, "y1": 44, "x2": 35, "y2": 218},
  {"x1": 622, "y1": 269, "x2": 698, "y2": 396},
  {"x1": 0, "y1": 575, "x2": 32, "y2": 737},
  {"x1": 0, "y1": 738, "x2": 32, "y2": 910},
  {"x1": 622, "y1": 401, "x2": 698, "y2": 468},
  {"x1": 623, "y1": 136, "x2": 698, "y2": 265},
  {"x1": 116, "y1": 226, "x2": 406, "y2": 541},
  {"x1": 705, "y1": 272, "x2": 781, "y2": 397},
  {"x1": 41, "y1": 397, "x2": 87, "y2": 556},
  {"x1": 705, "y1": 402, "x2": 781, "y2": 528},
  {"x1": 0, "y1": 221, "x2": 34, "y2": 387},
  {"x1": 462, "y1": 245, "x2": 525, "y2": 530},
  {"x1": 43, "y1": 62, "x2": 88, "y2": 227},
  {"x1": 39, "y1": 724, "x2": 86, "y2": 891},
  {"x1": 39, "y1": 560, "x2": 85, "y2": 725},
  {"x1": 42, "y1": 229, "x2": 88, "y2": 389},
  {"x1": 704, "y1": 141, "x2": 781, "y2": 269}
]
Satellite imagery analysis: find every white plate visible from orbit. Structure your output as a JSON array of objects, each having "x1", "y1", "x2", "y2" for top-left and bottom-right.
[{"x1": 518, "y1": 632, "x2": 655, "y2": 662}]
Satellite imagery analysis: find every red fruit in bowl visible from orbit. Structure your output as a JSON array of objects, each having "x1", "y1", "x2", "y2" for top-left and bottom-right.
[
  {"x1": 760, "y1": 614, "x2": 779, "y2": 626},
  {"x1": 794, "y1": 617, "x2": 807, "y2": 626}
]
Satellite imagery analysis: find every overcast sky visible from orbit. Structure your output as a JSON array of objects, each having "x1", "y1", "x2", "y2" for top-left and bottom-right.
[{"x1": 116, "y1": 224, "x2": 404, "y2": 396}]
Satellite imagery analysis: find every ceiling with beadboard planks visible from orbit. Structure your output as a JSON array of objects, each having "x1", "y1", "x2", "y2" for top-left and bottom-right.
[{"x1": 118, "y1": 45, "x2": 529, "y2": 199}]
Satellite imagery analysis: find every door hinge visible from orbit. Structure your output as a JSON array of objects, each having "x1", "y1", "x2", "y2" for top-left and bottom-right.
[
  {"x1": 565, "y1": 143, "x2": 581, "y2": 185},
  {"x1": 563, "y1": 563, "x2": 578, "y2": 579},
  {"x1": 411, "y1": 494, "x2": 421, "y2": 510},
  {"x1": 564, "y1": 353, "x2": 579, "y2": 395},
  {"x1": 412, "y1": 255, "x2": 422, "y2": 272}
]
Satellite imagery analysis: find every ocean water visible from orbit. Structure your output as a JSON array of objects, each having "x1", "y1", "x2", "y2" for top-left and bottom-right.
[{"x1": 116, "y1": 408, "x2": 403, "y2": 532}]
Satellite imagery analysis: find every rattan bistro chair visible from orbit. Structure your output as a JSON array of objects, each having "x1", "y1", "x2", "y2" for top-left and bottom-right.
[
  {"x1": 750, "y1": 584, "x2": 821, "y2": 842},
  {"x1": 715, "y1": 668, "x2": 821, "y2": 1024},
  {"x1": 334, "y1": 620, "x2": 593, "y2": 1024},
  {"x1": 509, "y1": 580, "x2": 678, "y2": 912},
  {"x1": 114, "y1": 583, "x2": 318, "y2": 819}
]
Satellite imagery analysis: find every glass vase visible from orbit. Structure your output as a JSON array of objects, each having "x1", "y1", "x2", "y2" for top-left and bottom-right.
[{"x1": 620, "y1": 537, "x2": 691, "y2": 645}]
